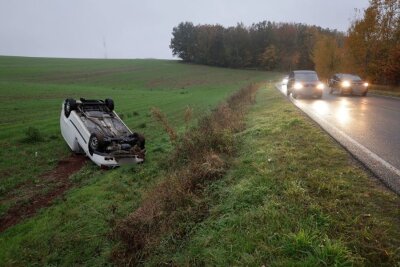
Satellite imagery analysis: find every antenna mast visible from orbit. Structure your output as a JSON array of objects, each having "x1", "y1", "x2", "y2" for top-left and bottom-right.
[{"x1": 102, "y1": 36, "x2": 108, "y2": 59}]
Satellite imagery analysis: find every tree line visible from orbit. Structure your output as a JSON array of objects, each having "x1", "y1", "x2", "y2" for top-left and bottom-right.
[
  {"x1": 170, "y1": 21, "x2": 340, "y2": 71},
  {"x1": 170, "y1": 0, "x2": 399, "y2": 85}
]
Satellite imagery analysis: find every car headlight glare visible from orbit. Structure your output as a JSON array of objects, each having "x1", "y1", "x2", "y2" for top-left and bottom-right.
[
  {"x1": 342, "y1": 81, "x2": 351, "y2": 88},
  {"x1": 363, "y1": 82, "x2": 369, "y2": 87},
  {"x1": 317, "y1": 83, "x2": 324, "y2": 90},
  {"x1": 294, "y1": 82, "x2": 303, "y2": 90}
]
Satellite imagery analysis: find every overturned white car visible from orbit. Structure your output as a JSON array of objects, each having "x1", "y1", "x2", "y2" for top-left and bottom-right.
[{"x1": 60, "y1": 98, "x2": 145, "y2": 167}]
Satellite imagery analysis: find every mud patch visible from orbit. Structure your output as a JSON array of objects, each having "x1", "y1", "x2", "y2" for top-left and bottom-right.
[{"x1": 0, "y1": 154, "x2": 87, "y2": 232}]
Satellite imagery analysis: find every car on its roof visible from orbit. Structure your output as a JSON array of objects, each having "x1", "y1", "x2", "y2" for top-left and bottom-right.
[
  {"x1": 60, "y1": 98, "x2": 145, "y2": 168},
  {"x1": 286, "y1": 70, "x2": 324, "y2": 99},
  {"x1": 328, "y1": 73, "x2": 369, "y2": 96}
]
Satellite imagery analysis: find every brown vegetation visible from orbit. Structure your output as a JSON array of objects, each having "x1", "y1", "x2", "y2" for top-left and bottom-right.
[
  {"x1": 112, "y1": 84, "x2": 259, "y2": 265},
  {"x1": 150, "y1": 107, "x2": 178, "y2": 143},
  {"x1": 314, "y1": 0, "x2": 400, "y2": 84},
  {"x1": 171, "y1": 1, "x2": 399, "y2": 85}
]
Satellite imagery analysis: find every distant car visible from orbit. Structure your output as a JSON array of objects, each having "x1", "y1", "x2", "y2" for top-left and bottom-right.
[
  {"x1": 60, "y1": 98, "x2": 145, "y2": 168},
  {"x1": 328, "y1": 73, "x2": 369, "y2": 96},
  {"x1": 286, "y1": 70, "x2": 324, "y2": 99}
]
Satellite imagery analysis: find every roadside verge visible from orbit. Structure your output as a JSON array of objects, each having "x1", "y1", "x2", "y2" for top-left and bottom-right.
[
  {"x1": 276, "y1": 84, "x2": 400, "y2": 194},
  {"x1": 142, "y1": 85, "x2": 400, "y2": 266}
]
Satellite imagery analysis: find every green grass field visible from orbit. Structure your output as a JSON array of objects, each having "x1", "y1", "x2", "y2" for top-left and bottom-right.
[
  {"x1": 0, "y1": 56, "x2": 273, "y2": 265},
  {"x1": 0, "y1": 57, "x2": 399, "y2": 266}
]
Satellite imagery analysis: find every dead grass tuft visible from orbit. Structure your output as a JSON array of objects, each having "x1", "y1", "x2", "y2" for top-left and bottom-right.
[
  {"x1": 112, "y1": 84, "x2": 260, "y2": 265},
  {"x1": 184, "y1": 105, "x2": 193, "y2": 129},
  {"x1": 150, "y1": 107, "x2": 177, "y2": 143}
]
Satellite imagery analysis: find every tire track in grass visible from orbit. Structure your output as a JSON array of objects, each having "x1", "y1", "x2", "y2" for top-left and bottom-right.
[{"x1": 0, "y1": 154, "x2": 87, "y2": 232}]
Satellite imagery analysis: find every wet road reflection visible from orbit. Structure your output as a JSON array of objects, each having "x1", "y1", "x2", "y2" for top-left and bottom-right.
[{"x1": 279, "y1": 84, "x2": 400, "y2": 170}]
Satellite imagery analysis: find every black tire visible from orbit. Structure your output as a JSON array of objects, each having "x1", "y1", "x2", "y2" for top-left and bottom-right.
[
  {"x1": 130, "y1": 133, "x2": 145, "y2": 150},
  {"x1": 88, "y1": 133, "x2": 104, "y2": 156},
  {"x1": 64, "y1": 98, "x2": 77, "y2": 118},
  {"x1": 316, "y1": 94, "x2": 322, "y2": 99},
  {"x1": 136, "y1": 133, "x2": 145, "y2": 150},
  {"x1": 105, "y1": 98, "x2": 114, "y2": 111},
  {"x1": 329, "y1": 87, "x2": 333, "y2": 94},
  {"x1": 286, "y1": 88, "x2": 291, "y2": 97},
  {"x1": 361, "y1": 90, "x2": 368, "y2": 97},
  {"x1": 292, "y1": 92, "x2": 298, "y2": 99}
]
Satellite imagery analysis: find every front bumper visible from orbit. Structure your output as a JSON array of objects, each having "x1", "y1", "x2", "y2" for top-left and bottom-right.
[
  {"x1": 90, "y1": 151, "x2": 145, "y2": 167},
  {"x1": 295, "y1": 87, "x2": 322, "y2": 96},
  {"x1": 342, "y1": 85, "x2": 368, "y2": 94}
]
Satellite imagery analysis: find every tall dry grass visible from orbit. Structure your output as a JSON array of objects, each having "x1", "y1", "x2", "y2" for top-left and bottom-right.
[
  {"x1": 150, "y1": 107, "x2": 178, "y2": 143},
  {"x1": 112, "y1": 84, "x2": 260, "y2": 265}
]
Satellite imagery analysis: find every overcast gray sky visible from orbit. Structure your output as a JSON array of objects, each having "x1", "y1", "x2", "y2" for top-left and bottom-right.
[{"x1": 0, "y1": 0, "x2": 370, "y2": 59}]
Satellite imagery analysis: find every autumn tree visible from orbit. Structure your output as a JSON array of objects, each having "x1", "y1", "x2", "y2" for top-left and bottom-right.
[
  {"x1": 259, "y1": 45, "x2": 278, "y2": 70},
  {"x1": 170, "y1": 22, "x2": 197, "y2": 62},
  {"x1": 170, "y1": 21, "x2": 341, "y2": 71},
  {"x1": 313, "y1": 34, "x2": 344, "y2": 79},
  {"x1": 346, "y1": 0, "x2": 400, "y2": 84}
]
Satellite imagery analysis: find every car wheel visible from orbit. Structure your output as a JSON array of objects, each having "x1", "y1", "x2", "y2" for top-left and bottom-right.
[
  {"x1": 105, "y1": 98, "x2": 114, "y2": 111},
  {"x1": 64, "y1": 98, "x2": 77, "y2": 118},
  {"x1": 362, "y1": 91, "x2": 368, "y2": 97},
  {"x1": 286, "y1": 88, "x2": 291, "y2": 96},
  {"x1": 88, "y1": 133, "x2": 104, "y2": 156},
  {"x1": 136, "y1": 133, "x2": 146, "y2": 150}
]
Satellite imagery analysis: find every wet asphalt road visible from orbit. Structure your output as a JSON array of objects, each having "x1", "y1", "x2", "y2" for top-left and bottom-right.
[{"x1": 278, "y1": 84, "x2": 400, "y2": 193}]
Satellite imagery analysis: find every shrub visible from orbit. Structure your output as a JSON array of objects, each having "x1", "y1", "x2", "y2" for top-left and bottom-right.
[
  {"x1": 22, "y1": 127, "x2": 44, "y2": 143},
  {"x1": 137, "y1": 123, "x2": 146, "y2": 129}
]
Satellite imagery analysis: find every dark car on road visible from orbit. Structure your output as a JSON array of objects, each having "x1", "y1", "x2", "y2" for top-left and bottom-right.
[
  {"x1": 287, "y1": 70, "x2": 324, "y2": 99},
  {"x1": 328, "y1": 73, "x2": 369, "y2": 96}
]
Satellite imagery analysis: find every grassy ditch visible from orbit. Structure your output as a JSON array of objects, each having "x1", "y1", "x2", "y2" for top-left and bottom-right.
[
  {"x1": 113, "y1": 84, "x2": 260, "y2": 265},
  {"x1": 370, "y1": 84, "x2": 400, "y2": 98},
  {"x1": 141, "y1": 85, "x2": 400, "y2": 266}
]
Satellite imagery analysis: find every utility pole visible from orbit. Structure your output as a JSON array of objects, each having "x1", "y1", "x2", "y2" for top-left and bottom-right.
[{"x1": 103, "y1": 36, "x2": 108, "y2": 59}]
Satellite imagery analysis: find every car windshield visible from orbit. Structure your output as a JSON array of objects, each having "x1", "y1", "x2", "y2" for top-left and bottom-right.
[
  {"x1": 340, "y1": 74, "x2": 362, "y2": 81},
  {"x1": 295, "y1": 73, "x2": 319, "y2": 81}
]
